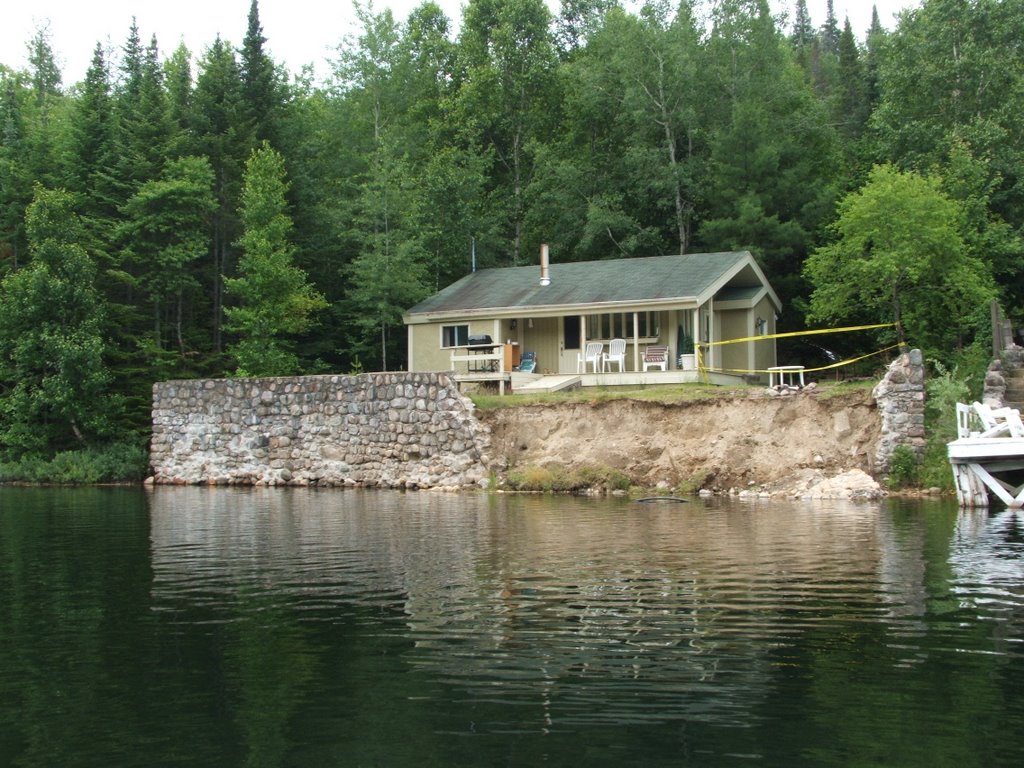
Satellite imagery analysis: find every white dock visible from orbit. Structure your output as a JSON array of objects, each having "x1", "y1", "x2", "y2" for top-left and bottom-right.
[{"x1": 948, "y1": 401, "x2": 1024, "y2": 507}]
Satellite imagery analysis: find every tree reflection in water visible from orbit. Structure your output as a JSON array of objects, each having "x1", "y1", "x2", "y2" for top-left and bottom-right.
[{"x1": 2, "y1": 487, "x2": 1023, "y2": 766}]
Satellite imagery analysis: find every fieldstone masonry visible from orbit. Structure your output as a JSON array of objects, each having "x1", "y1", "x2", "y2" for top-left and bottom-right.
[
  {"x1": 872, "y1": 348, "x2": 926, "y2": 474},
  {"x1": 150, "y1": 372, "x2": 493, "y2": 488}
]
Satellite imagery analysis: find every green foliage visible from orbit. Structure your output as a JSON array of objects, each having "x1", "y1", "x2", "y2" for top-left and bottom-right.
[
  {"x1": 0, "y1": 440, "x2": 149, "y2": 483},
  {"x1": 225, "y1": 143, "x2": 326, "y2": 376},
  {"x1": 917, "y1": 354, "x2": 987, "y2": 491},
  {"x1": 1, "y1": 0, "x2": 1023, "y2": 474},
  {"x1": 886, "y1": 444, "x2": 920, "y2": 489},
  {"x1": 924, "y1": 359, "x2": 972, "y2": 441},
  {"x1": 119, "y1": 155, "x2": 217, "y2": 350},
  {"x1": 0, "y1": 186, "x2": 122, "y2": 458},
  {"x1": 804, "y1": 164, "x2": 996, "y2": 365}
]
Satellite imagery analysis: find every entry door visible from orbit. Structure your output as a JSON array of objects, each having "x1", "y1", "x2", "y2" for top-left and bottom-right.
[{"x1": 560, "y1": 315, "x2": 581, "y2": 373}]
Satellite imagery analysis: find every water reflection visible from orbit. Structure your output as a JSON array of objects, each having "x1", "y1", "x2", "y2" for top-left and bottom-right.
[
  {"x1": 3, "y1": 487, "x2": 1024, "y2": 767},
  {"x1": 144, "y1": 489, "x2": 1024, "y2": 764}
]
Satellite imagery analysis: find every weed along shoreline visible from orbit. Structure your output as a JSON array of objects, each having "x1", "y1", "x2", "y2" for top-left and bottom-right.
[{"x1": 145, "y1": 351, "x2": 929, "y2": 500}]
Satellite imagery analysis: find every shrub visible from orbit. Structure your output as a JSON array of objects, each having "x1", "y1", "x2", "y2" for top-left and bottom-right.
[
  {"x1": 0, "y1": 441, "x2": 149, "y2": 484},
  {"x1": 505, "y1": 463, "x2": 631, "y2": 493},
  {"x1": 887, "y1": 444, "x2": 921, "y2": 489},
  {"x1": 917, "y1": 358, "x2": 980, "y2": 492},
  {"x1": 507, "y1": 464, "x2": 557, "y2": 491}
]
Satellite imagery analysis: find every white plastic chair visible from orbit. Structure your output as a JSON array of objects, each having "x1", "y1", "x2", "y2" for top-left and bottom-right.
[
  {"x1": 577, "y1": 342, "x2": 603, "y2": 373},
  {"x1": 973, "y1": 401, "x2": 1024, "y2": 438},
  {"x1": 603, "y1": 338, "x2": 626, "y2": 372}
]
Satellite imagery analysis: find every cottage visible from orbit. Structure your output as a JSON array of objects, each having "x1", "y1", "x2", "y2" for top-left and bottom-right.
[{"x1": 403, "y1": 248, "x2": 782, "y2": 386}]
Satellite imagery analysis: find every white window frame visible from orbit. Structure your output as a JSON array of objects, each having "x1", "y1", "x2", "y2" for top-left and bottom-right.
[{"x1": 585, "y1": 311, "x2": 660, "y2": 341}]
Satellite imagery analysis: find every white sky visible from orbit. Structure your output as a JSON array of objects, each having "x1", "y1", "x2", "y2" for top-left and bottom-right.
[{"x1": 2, "y1": 1, "x2": 920, "y2": 87}]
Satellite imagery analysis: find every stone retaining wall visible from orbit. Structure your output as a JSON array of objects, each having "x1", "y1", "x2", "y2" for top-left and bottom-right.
[{"x1": 149, "y1": 372, "x2": 492, "y2": 488}]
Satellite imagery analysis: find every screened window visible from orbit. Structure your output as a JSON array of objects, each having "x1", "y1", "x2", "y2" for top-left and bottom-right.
[
  {"x1": 441, "y1": 324, "x2": 469, "y2": 348},
  {"x1": 585, "y1": 312, "x2": 659, "y2": 341}
]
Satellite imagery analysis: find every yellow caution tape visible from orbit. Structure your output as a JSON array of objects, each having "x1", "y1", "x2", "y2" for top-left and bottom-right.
[
  {"x1": 700, "y1": 344, "x2": 903, "y2": 376},
  {"x1": 703, "y1": 323, "x2": 896, "y2": 348}
]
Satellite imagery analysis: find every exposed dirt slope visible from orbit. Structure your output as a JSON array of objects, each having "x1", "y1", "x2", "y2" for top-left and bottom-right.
[{"x1": 478, "y1": 389, "x2": 881, "y2": 493}]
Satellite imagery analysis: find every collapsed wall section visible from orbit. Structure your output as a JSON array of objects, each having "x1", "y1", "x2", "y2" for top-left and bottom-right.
[{"x1": 150, "y1": 372, "x2": 492, "y2": 489}]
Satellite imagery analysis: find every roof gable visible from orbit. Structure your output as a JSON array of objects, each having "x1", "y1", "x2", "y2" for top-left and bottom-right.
[{"x1": 406, "y1": 251, "x2": 776, "y2": 319}]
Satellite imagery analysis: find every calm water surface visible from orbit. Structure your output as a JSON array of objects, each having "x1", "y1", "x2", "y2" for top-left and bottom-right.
[{"x1": 1, "y1": 487, "x2": 1023, "y2": 767}]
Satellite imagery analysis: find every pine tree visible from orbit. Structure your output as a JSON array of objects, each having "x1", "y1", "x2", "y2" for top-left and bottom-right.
[
  {"x1": 120, "y1": 155, "x2": 216, "y2": 352},
  {"x1": 835, "y1": 19, "x2": 868, "y2": 139},
  {"x1": 164, "y1": 43, "x2": 195, "y2": 159},
  {"x1": 240, "y1": 0, "x2": 282, "y2": 147},
  {"x1": 26, "y1": 25, "x2": 62, "y2": 104},
  {"x1": 112, "y1": 22, "x2": 169, "y2": 203},
  {"x1": 225, "y1": 143, "x2": 325, "y2": 376},
  {"x1": 192, "y1": 37, "x2": 248, "y2": 352},
  {"x1": 65, "y1": 44, "x2": 119, "y2": 263},
  {"x1": 0, "y1": 76, "x2": 31, "y2": 270},
  {"x1": 821, "y1": 0, "x2": 840, "y2": 55},
  {"x1": 790, "y1": 0, "x2": 815, "y2": 51}
]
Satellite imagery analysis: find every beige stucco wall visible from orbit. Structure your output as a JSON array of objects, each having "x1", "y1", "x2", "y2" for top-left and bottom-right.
[
  {"x1": 519, "y1": 317, "x2": 560, "y2": 374},
  {"x1": 719, "y1": 309, "x2": 750, "y2": 376},
  {"x1": 408, "y1": 321, "x2": 509, "y2": 372},
  {"x1": 752, "y1": 296, "x2": 777, "y2": 379}
]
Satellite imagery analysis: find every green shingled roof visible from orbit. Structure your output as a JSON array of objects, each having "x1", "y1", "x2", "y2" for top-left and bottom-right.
[{"x1": 406, "y1": 251, "x2": 765, "y2": 318}]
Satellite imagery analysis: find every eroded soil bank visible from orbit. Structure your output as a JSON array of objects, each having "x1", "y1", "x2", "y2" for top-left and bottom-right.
[{"x1": 478, "y1": 388, "x2": 882, "y2": 495}]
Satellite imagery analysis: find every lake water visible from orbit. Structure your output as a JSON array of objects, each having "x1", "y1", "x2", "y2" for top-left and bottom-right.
[{"x1": 1, "y1": 487, "x2": 1023, "y2": 767}]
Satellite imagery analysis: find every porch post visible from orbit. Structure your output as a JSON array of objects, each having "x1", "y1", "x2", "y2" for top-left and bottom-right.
[
  {"x1": 669, "y1": 312, "x2": 677, "y2": 365},
  {"x1": 707, "y1": 298, "x2": 715, "y2": 370},
  {"x1": 692, "y1": 307, "x2": 700, "y2": 367},
  {"x1": 749, "y1": 310, "x2": 757, "y2": 377},
  {"x1": 633, "y1": 311, "x2": 640, "y2": 372}
]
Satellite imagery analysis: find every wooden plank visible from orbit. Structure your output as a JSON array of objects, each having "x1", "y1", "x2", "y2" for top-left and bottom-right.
[
  {"x1": 947, "y1": 437, "x2": 1024, "y2": 461},
  {"x1": 968, "y1": 462, "x2": 1024, "y2": 508}
]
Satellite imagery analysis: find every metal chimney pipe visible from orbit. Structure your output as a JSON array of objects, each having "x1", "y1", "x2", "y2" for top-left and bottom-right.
[{"x1": 540, "y1": 243, "x2": 551, "y2": 286}]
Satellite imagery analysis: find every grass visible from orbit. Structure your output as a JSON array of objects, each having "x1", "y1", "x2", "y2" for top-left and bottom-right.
[
  {"x1": 470, "y1": 378, "x2": 876, "y2": 409},
  {"x1": 504, "y1": 463, "x2": 632, "y2": 493}
]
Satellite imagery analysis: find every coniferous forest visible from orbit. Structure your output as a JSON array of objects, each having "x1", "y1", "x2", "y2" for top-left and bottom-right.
[{"x1": 0, "y1": 0, "x2": 1021, "y2": 465}]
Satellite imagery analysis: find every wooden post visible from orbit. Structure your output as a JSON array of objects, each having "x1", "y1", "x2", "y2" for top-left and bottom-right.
[{"x1": 992, "y1": 300, "x2": 1003, "y2": 357}]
